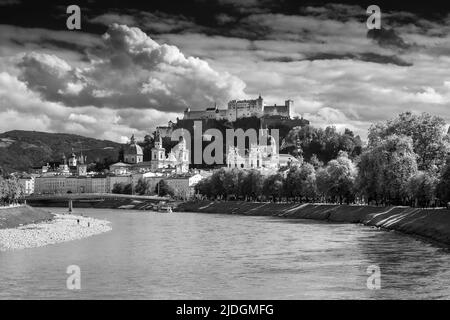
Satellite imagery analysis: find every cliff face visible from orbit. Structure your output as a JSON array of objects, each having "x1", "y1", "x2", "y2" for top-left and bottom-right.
[
  {"x1": 0, "y1": 205, "x2": 54, "y2": 229},
  {"x1": 177, "y1": 202, "x2": 450, "y2": 246}
]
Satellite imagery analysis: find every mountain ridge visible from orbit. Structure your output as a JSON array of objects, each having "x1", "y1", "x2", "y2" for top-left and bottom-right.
[{"x1": 0, "y1": 130, "x2": 123, "y2": 174}]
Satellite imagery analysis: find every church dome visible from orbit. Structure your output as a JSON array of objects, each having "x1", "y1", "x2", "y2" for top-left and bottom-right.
[
  {"x1": 125, "y1": 143, "x2": 143, "y2": 155},
  {"x1": 124, "y1": 135, "x2": 143, "y2": 155}
]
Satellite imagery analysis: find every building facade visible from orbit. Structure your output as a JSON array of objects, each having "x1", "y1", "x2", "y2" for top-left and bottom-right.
[
  {"x1": 164, "y1": 173, "x2": 203, "y2": 200},
  {"x1": 18, "y1": 176, "x2": 35, "y2": 195},
  {"x1": 150, "y1": 134, "x2": 189, "y2": 173}
]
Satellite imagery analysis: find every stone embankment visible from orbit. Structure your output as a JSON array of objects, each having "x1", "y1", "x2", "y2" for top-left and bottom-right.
[{"x1": 177, "y1": 201, "x2": 450, "y2": 246}]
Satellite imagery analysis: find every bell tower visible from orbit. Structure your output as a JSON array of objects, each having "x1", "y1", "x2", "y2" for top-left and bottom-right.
[
  {"x1": 151, "y1": 134, "x2": 165, "y2": 169},
  {"x1": 77, "y1": 152, "x2": 87, "y2": 177}
]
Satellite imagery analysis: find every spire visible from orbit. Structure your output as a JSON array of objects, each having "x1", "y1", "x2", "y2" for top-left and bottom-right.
[
  {"x1": 155, "y1": 132, "x2": 162, "y2": 147},
  {"x1": 130, "y1": 134, "x2": 136, "y2": 144}
]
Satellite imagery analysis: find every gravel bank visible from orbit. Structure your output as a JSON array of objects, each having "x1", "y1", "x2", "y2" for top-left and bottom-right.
[{"x1": 0, "y1": 214, "x2": 112, "y2": 251}]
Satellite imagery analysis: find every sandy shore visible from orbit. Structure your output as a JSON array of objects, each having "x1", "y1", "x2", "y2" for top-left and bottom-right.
[{"x1": 0, "y1": 214, "x2": 112, "y2": 251}]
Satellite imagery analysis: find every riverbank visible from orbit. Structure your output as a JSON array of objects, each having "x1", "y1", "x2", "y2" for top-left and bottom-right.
[
  {"x1": 177, "y1": 201, "x2": 450, "y2": 246},
  {"x1": 0, "y1": 205, "x2": 54, "y2": 229},
  {"x1": 0, "y1": 213, "x2": 111, "y2": 251}
]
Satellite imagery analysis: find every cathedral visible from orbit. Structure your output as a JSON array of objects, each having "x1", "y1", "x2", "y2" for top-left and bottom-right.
[
  {"x1": 151, "y1": 134, "x2": 189, "y2": 173},
  {"x1": 227, "y1": 134, "x2": 280, "y2": 171},
  {"x1": 110, "y1": 134, "x2": 189, "y2": 174}
]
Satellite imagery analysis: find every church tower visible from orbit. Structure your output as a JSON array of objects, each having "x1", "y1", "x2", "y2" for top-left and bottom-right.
[
  {"x1": 68, "y1": 150, "x2": 77, "y2": 167},
  {"x1": 175, "y1": 136, "x2": 189, "y2": 173},
  {"x1": 151, "y1": 133, "x2": 166, "y2": 169},
  {"x1": 59, "y1": 154, "x2": 70, "y2": 174},
  {"x1": 77, "y1": 151, "x2": 87, "y2": 177}
]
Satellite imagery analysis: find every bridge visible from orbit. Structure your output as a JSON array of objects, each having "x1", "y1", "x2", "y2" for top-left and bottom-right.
[
  {"x1": 26, "y1": 193, "x2": 170, "y2": 202},
  {"x1": 25, "y1": 193, "x2": 173, "y2": 212}
]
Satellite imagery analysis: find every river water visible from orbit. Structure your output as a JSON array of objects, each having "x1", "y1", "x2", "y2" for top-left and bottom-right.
[{"x1": 1, "y1": 208, "x2": 450, "y2": 299}]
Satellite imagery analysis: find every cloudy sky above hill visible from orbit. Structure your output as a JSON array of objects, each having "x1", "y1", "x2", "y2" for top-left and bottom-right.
[{"x1": 0, "y1": 0, "x2": 449, "y2": 142}]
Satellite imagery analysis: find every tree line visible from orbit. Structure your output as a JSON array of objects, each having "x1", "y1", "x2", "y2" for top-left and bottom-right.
[
  {"x1": 195, "y1": 112, "x2": 450, "y2": 207},
  {"x1": 111, "y1": 179, "x2": 175, "y2": 197},
  {"x1": 0, "y1": 177, "x2": 24, "y2": 206}
]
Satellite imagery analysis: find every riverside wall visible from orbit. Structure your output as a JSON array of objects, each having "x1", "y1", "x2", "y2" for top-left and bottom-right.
[{"x1": 177, "y1": 201, "x2": 450, "y2": 246}]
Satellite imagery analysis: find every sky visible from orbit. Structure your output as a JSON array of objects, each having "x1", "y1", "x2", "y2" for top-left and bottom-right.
[{"x1": 0, "y1": 0, "x2": 449, "y2": 143}]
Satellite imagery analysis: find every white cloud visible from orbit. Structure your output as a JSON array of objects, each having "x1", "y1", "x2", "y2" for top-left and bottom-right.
[{"x1": 17, "y1": 24, "x2": 247, "y2": 113}]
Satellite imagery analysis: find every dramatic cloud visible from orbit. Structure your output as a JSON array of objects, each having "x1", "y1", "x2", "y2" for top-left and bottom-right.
[
  {"x1": 1, "y1": 3, "x2": 450, "y2": 142},
  {"x1": 17, "y1": 24, "x2": 246, "y2": 112}
]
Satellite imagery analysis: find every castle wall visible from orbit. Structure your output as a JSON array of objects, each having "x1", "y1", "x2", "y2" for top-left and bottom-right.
[{"x1": 183, "y1": 97, "x2": 293, "y2": 121}]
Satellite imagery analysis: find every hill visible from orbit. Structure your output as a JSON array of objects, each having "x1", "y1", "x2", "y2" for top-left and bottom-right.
[{"x1": 0, "y1": 130, "x2": 123, "y2": 174}]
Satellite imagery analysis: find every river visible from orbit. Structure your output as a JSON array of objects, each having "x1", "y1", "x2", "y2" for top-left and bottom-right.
[{"x1": 1, "y1": 208, "x2": 450, "y2": 299}]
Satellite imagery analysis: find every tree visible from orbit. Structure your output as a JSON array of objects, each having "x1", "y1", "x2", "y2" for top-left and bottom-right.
[
  {"x1": 437, "y1": 159, "x2": 450, "y2": 205},
  {"x1": 298, "y1": 162, "x2": 318, "y2": 202},
  {"x1": 319, "y1": 151, "x2": 358, "y2": 204},
  {"x1": 284, "y1": 165, "x2": 303, "y2": 201},
  {"x1": 223, "y1": 168, "x2": 240, "y2": 199},
  {"x1": 156, "y1": 180, "x2": 174, "y2": 197},
  {"x1": 0, "y1": 178, "x2": 24, "y2": 205},
  {"x1": 309, "y1": 154, "x2": 323, "y2": 170},
  {"x1": 285, "y1": 125, "x2": 363, "y2": 164},
  {"x1": 195, "y1": 177, "x2": 213, "y2": 199},
  {"x1": 263, "y1": 173, "x2": 284, "y2": 202},
  {"x1": 358, "y1": 135, "x2": 418, "y2": 205},
  {"x1": 111, "y1": 182, "x2": 132, "y2": 194},
  {"x1": 135, "y1": 178, "x2": 152, "y2": 195},
  {"x1": 368, "y1": 112, "x2": 449, "y2": 172},
  {"x1": 241, "y1": 169, "x2": 265, "y2": 201},
  {"x1": 118, "y1": 146, "x2": 125, "y2": 162},
  {"x1": 140, "y1": 134, "x2": 154, "y2": 161},
  {"x1": 209, "y1": 168, "x2": 227, "y2": 199},
  {"x1": 407, "y1": 171, "x2": 438, "y2": 207}
]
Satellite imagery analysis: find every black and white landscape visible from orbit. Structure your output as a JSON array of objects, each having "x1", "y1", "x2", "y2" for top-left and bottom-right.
[{"x1": 1, "y1": 0, "x2": 450, "y2": 302}]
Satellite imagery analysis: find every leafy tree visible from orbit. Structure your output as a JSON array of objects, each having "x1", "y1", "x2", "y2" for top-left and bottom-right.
[
  {"x1": 139, "y1": 134, "x2": 154, "y2": 161},
  {"x1": 358, "y1": 135, "x2": 418, "y2": 205},
  {"x1": 111, "y1": 182, "x2": 132, "y2": 194},
  {"x1": 368, "y1": 112, "x2": 449, "y2": 171},
  {"x1": 285, "y1": 125, "x2": 363, "y2": 164},
  {"x1": 309, "y1": 154, "x2": 323, "y2": 170},
  {"x1": 135, "y1": 178, "x2": 152, "y2": 195},
  {"x1": 195, "y1": 177, "x2": 213, "y2": 199},
  {"x1": 223, "y1": 168, "x2": 240, "y2": 199},
  {"x1": 156, "y1": 180, "x2": 175, "y2": 197},
  {"x1": 0, "y1": 177, "x2": 24, "y2": 205},
  {"x1": 240, "y1": 169, "x2": 265, "y2": 201},
  {"x1": 407, "y1": 171, "x2": 438, "y2": 207},
  {"x1": 263, "y1": 173, "x2": 284, "y2": 202},
  {"x1": 437, "y1": 159, "x2": 450, "y2": 205},
  {"x1": 318, "y1": 151, "x2": 357, "y2": 204}
]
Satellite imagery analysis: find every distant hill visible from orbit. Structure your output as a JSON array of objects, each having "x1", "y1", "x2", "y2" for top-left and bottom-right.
[{"x1": 0, "y1": 130, "x2": 123, "y2": 174}]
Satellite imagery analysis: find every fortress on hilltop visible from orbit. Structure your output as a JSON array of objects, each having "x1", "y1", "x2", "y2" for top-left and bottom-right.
[{"x1": 183, "y1": 95, "x2": 293, "y2": 122}]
